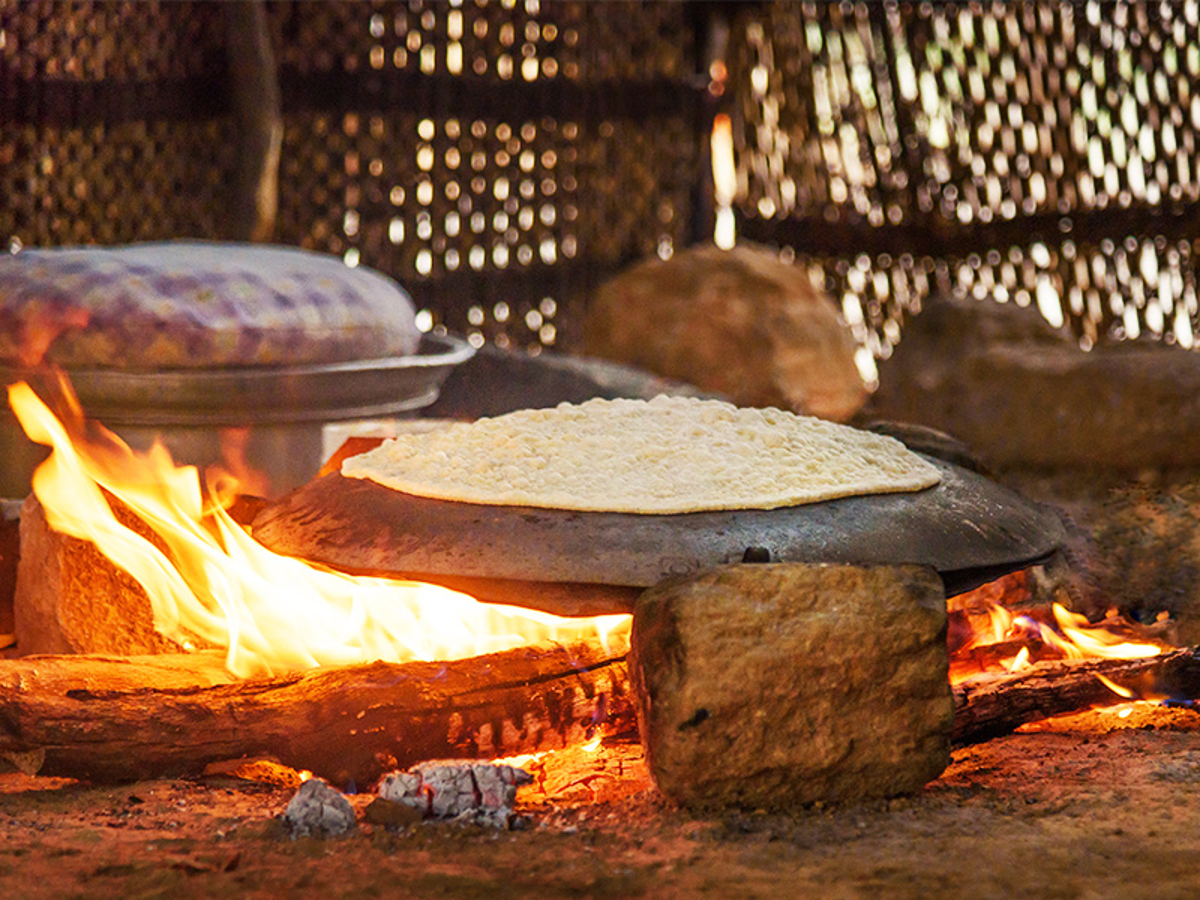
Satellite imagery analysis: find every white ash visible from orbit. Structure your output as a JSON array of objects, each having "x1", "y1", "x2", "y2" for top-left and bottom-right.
[
  {"x1": 377, "y1": 761, "x2": 533, "y2": 822},
  {"x1": 282, "y1": 778, "x2": 356, "y2": 838}
]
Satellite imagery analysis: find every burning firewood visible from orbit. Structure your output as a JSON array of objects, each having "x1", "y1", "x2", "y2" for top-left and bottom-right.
[
  {"x1": 9, "y1": 403, "x2": 632, "y2": 678},
  {"x1": 1, "y1": 601, "x2": 1197, "y2": 791},
  {"x1": 0, "y1": 639, "x2": 633, "y2": 786},
  {"x1": 952, "y1": 647, "x2": 1200, "y2": 744}
]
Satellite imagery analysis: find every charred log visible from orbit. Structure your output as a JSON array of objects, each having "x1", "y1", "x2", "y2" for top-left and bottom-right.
[
  {"x1": 0, "y1": 641, "x2": 633, "y2": 787},
  {"x1": 952, "y1": 647, "x2": 1200, "y2": 744}
]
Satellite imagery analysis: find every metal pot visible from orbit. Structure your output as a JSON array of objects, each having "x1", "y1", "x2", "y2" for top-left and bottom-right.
[{"x1": 0, "y1": 334, "x2": 473, "y2": 499}]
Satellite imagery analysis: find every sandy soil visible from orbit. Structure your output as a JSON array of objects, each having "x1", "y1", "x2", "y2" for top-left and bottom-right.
[{"x1": 1, "y1": 704, "x2": 1198, "y2": 900}]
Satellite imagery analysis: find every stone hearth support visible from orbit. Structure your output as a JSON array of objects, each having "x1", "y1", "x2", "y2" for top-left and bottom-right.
[{"x1": 630, "y1": 563, "x2": 953, "y2": 810}]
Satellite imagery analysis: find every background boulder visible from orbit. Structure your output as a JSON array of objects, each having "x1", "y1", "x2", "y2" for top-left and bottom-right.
[{"x1": 584, "y1": 244, "x2": 867, "y2": 421}]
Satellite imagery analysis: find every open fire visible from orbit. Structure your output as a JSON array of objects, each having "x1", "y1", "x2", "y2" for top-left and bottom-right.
[
  {"x1": 948, "y1": 588, "x2": 1167, "y2": 689},
  {"x1": 4, "y1": 376, "x2": 1173, "y2": 692},
  {"x1": 4, "y1": 374, "x2": 1197, "y2": 799},
  {"x1": 7, "y1": 377, "x2": 630, "y2": 678}
]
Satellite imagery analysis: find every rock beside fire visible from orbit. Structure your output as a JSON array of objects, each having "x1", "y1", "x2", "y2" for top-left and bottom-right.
[
  {"x1": 630, "y1": 563, "x2": 952, "y2": 810},
  {"x1": 1065, "y1": 481, "x2": 1200, "y2": 646},
  {"x1": 867, "y1": 293, "x2": 1200, "y2": 469},
  {"x1": 14, "y1": 495, "x2": 189, "y2": 656},
  {"x1": 283, "y1": 778, "x2": 357, "y2": 839},
  {"x1": 584, "y1": 243, "x2": 867, "y2": 421}
]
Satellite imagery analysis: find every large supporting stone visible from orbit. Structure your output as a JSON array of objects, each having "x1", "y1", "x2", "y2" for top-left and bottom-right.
[
  {"x1": 1065, "y1": 480, "x2": 1200, "y2": 646},
  {"x1": 630, "y1": 563, "x2": 952, "y2": 810},
  {"x1": 982, "y1": 467, "x2": 1200, "y2": 641}
]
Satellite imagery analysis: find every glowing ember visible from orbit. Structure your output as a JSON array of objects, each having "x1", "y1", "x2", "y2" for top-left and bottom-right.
[{"x1": 9, "y1": 379, "x2": 630, "y2": 678}]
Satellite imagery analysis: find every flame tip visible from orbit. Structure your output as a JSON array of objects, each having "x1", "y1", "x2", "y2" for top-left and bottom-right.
[{"x1": 951, "y1": 596, "x2": 1169, "y2": 686}]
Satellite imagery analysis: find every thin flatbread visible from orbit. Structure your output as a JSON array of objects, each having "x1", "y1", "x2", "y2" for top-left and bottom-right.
[{"x1": 341, "y1": 396, "x2": 941, "y2": 515}]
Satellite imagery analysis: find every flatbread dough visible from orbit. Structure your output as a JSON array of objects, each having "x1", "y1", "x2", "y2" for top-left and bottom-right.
[{"x1": 342, "y1": 396, "x2": 941, "y2": 515}]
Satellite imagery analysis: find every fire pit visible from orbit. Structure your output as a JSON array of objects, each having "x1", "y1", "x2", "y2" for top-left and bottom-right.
[
  {"x1": 3, "y1": 382, "x2": 1193, "y2": 789},
  {"x1": 1, "y1": 366, "x2": 1199, "y2": 898},
  {"x1": 4, "y1": 0, "x2": 1200, "y2": 893}
]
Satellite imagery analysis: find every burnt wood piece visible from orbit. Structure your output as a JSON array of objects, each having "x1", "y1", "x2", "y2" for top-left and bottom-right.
[
  {"x1": 952, "y1": 647, "x2": 1200, "y2": 744},
  {"x1": 950, "y1": 638, "x2": 1058, "y2": 676},
  {"x1": 2, "y1": 642, "x2": 1194, "y2": 786},
  {"x1": 0, "y1": 641, "x2": 633, "y2": 787},
  {"x1": 251, "y1": 455, "x2": 1066, "y2": 614}
]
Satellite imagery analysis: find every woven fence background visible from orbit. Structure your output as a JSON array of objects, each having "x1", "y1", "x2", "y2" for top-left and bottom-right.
[
  {"x1": 729, "y1": 1, "x2": 1200, "y2": 360},
  {"x1": 4, "y1": 1, "x2": 1198, "y2": 357}
]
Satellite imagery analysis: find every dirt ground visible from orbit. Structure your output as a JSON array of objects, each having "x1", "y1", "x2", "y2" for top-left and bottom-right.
[{"x1": 1, "y1": 704, "x2": 1198, "y2": 900}]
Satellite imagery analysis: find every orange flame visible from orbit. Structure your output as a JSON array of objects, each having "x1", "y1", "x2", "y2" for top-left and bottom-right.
[
  {"x1": 1095, "y1": 673, "x2": 1135, "y2": 700},
  {"x1": 949, "y1": 591, "x2": 1166, "y2": 686},
  {"x1": 1043, "y1": 604, "x2": 1163, "y2": 661},
  {"x1": 9, "y1": 380, "x2": 630, "y2": 678},
  {"x1": 1008, "y1": 645, "x2": 1031, "y2": 673}
]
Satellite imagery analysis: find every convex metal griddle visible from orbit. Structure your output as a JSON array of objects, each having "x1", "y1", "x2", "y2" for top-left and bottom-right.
[{"x1": 251, "y1": 452, "x2": 1067, "y2": 616}]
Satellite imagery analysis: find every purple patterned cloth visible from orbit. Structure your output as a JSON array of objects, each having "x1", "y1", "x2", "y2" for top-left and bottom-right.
[{"x1": 0, "y1": 242, "x2": 420, "y2": 369}]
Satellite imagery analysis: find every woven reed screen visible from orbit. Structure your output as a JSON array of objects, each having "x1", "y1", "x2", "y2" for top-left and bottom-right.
[
  {"x1": 6, "y1": 1, "x2": 1200, "y2": 358},
  {"x1": 1, "y1": 0, "x2": 706, "y2": 351},
  {"x1": 729, "y1": 1, "x2": 1200, "y2": 359},
  {"x1": 1, "y1": 2, "x2": 235, "y2": 246}
]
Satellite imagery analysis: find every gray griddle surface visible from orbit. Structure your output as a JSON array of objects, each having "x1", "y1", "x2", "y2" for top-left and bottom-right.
[{"x1": 252, "y1": 454, "x2": 1066, "y2": 600}]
